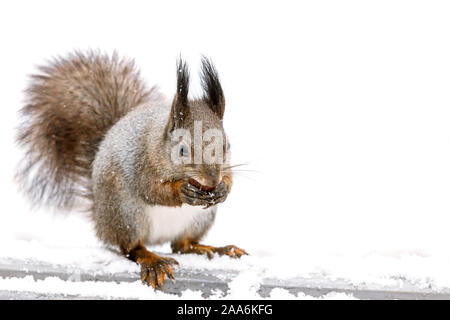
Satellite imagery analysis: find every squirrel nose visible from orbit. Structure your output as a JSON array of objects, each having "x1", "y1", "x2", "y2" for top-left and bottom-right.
[
  {"x1": 201, "y1": 166, "x2": 222, "y2": 188},
  {"x1": 190, "y1": 174, "x2": 221, "y2": 192},
  {"x1": 204, "y1": 175, "x2": 221, "y2": 188}
]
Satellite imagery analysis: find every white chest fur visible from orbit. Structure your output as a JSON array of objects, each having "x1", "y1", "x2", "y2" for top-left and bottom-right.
[{"x1": 145, "y1": 204, "x2": 206, "y2": 244}]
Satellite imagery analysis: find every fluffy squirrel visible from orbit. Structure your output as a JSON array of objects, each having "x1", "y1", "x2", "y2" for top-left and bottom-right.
[{"x1": 16, "y1": 51, "x2": 247, "y2": 289}]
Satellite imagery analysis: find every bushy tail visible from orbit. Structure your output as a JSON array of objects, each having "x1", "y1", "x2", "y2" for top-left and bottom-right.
[{"x1": 16, "y1": 50, "x2": 155, "y2": 209}]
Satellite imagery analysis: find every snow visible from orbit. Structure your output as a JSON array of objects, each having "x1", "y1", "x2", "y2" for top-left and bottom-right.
[
  {"x1": 0, "y1": 276, "x2": 357, "y2": 300},
  {"x1": 1, "y1": 213, "x2": 450, "y2": 298},
  {"x1": 0, "y1": 276, "x2": 203, "y2": 300},
  {"x1": 2, "y1": 0, "x2": 450, "y2": 299},
  {"x1": 269, "y1": 289, "x2": 357, "y2": 300}
]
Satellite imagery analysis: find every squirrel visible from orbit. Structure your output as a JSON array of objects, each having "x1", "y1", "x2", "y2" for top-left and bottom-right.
[{"x1": 16, "y1": 51, "x2": 247, "y2": 290}]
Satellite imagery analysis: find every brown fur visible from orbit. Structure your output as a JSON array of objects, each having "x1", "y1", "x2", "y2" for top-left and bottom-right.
[
  {"x1": 16, "y1": 50, "x2": 155, "y2": 209},
  {"x1": 222, "y1": 174, "x2": 233, "y2": 190},
  {"x1": 126, "y1": 240, "x2": 178, "y2": 289}
]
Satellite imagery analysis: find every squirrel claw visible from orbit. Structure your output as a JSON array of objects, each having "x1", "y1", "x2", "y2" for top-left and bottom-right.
[
  {"x1": 175, "y1": 243, "x2": 248, "y2": 259},
  {"x1": 181, "y1": 181, "x2": 229, "y2": 208},
  {"x1": 215, "y1": 245, "x2": 249, "y2": 259},
  {"x1": 140, "y1": 256, "x2": 178, "y2": 290}
]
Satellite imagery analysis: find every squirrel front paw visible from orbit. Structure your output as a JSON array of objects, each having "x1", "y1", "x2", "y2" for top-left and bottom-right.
[
  {"x1": 181, "y1": 180, "x2": 229, "y2": 208},
  {"x1": 140, "y1": 256, "x2": 179, "y2": 290}
]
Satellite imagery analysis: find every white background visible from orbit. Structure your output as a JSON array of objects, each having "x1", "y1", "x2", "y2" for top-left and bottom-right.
[{"x1": 1, "y1": 0, "x2": 450, "y2": 292}]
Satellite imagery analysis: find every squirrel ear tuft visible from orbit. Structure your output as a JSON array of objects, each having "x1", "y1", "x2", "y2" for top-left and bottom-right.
[
  {"x1": 168, "y1": 57, "x2": 190, "y2": 131},
  {"x1": 200, "y1": 56, "x2": 225, "y2": 119},
  {"x1": 176, "y1": 56, "x2": 190, "y2": 107}
]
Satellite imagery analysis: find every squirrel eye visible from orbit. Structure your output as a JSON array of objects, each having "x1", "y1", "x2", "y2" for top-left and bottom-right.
[{"x1": 179, "y1": 145, "x2": 189, "y2": 157}]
